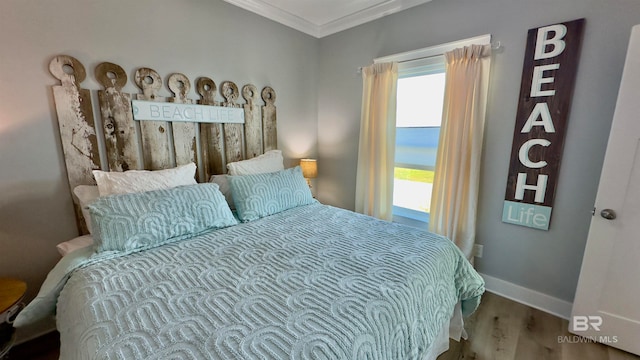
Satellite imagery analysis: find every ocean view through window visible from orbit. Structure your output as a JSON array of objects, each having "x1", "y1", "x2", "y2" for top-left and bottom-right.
[{"x1": 393, "y1": 70, "x2": 445, "y2": 224}]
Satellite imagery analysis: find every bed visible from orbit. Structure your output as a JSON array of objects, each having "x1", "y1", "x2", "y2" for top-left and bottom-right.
[
  {"x1": 18, "y1": 198, "x2": 484, "y2": 359},
  {"x1": 14, "y1": 55, "x2": 485, "y2": 359}
]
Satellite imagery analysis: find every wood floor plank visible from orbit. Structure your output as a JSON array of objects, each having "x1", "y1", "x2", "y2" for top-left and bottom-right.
[
  {"x1": 515, "y1": 307, "x2": 562, "y2": 360},
  {"x1": 467, "y1": 292, "x2": 526, "y2": 360}
]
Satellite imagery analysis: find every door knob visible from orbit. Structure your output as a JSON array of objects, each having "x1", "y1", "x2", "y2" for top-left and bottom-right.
[{"x1": 600, "y1": 209, "x2": 617, "y2": 220}]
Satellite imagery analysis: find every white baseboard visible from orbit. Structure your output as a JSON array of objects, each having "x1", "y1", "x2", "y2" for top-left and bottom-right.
[{"x1": 479, "y1": 273, "x2": 573, "y2": 320}]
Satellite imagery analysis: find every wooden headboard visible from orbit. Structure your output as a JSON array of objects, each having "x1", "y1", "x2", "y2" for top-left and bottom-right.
[{"x1": 49, "y1": 55, "x2": 277, "y2": 234}]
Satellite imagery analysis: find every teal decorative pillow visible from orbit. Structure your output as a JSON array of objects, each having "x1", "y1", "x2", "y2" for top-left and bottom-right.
[
  {"x1": 230, "y1": 166, "x2": 315, "y2": 222},
  {"x1": 88, "y1": 183, "x2": 237, "y2": 254}
]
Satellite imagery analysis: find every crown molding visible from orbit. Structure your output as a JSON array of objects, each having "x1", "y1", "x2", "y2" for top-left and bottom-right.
[
  {"x1": 224, "y1": 0, "x2": 321, "y2": 37},
  {"x1": 224, "y1": 0, "x2": 433, "y2": 38}
]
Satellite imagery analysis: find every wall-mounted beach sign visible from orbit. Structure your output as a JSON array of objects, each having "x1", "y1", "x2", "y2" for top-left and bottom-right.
[
  {"x1": 502, "y1": 18, "x2": 585, "y2": 230},
  {"x1": 131, "y1": 100, "x2": 245, "y2": 124}
]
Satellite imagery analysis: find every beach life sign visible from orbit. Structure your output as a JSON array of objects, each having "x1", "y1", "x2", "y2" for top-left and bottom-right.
[
  {"x1": 131, "y1": 100, "x2": 245, "y2": 124},
  {"x1": 502, "y1": 18, "x2": 585, "y2": 230}
]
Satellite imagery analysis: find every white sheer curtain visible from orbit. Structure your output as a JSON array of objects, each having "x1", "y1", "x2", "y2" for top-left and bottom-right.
[
  {"x1": 429, "y1": 45, "x2": 491, "y2": 260},
  {"x1": 355, "y1": 62, "x2": 398, "y2": 221}
]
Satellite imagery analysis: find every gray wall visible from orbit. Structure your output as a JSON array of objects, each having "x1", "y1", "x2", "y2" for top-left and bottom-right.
[
  {"x1": 316, "y1": 0, "x2": 640, "y2": 302},
  {"x1": 0, "y1": 0, "x2": 318, "y2": 302}
]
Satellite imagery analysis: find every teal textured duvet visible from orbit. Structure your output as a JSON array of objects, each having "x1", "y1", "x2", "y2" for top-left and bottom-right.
[{"x1": 26, "y1": 203, "x2": 485, "y2": 359}]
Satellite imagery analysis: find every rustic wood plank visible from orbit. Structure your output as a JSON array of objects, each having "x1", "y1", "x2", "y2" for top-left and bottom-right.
[
  {"x1": 261, "y1": 86, "x2": 277, "y2": 152},
  {"x1": 49, "y1": 55, "x2": 101, "y2": 234},
  {"x1": 167, "y1": 73, "x2": 196, "y2": 169},
  {"x1": 242, "y1": 84, "x2": 263, "y2": 159},
  {"x1": 95, "y1": 62, "x2": 140, "y2": 172},
  {"x1": 221, "y1": 81, "x2": 243, "y2": 164},
  {"x1": 134, "y1": 67, "x2": 172, "y2": 170},
  {"x1": 197, "y1": 77, "x2": 224, "y2": 179}
]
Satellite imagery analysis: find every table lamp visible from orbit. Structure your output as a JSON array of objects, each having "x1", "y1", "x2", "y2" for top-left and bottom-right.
[{"x1": 300, "y1": 159, "x2": 317, "y2": 188}]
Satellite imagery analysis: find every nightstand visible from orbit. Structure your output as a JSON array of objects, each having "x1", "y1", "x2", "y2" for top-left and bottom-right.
[{"x1": 0, "y1": 278, "x2": 26, "y2": 358}]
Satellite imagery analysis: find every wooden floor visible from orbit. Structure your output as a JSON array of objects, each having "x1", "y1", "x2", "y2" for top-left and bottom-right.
[
  {"x1": 439, "y1": 292, "x2": 640, "y2": 360},
  {"x1": 5, "y1": 292, "x2": 639, "y2": 359}
]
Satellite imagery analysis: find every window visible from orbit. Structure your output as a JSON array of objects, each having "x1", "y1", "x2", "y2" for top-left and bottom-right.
[
  {"x1": 393, "y1": 60, "x2": 446, "y2": 224},
  {"x1": 373, "y1": 34, "x2": 491, "y2": 226}
]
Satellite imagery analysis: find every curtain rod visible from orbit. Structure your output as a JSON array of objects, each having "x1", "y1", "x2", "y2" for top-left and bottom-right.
[{"x1": 357, "y1": 38, "x2": 502, "y2": 75}]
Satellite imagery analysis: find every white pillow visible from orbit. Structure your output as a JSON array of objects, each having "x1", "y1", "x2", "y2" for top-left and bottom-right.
[
  {"x1": 73, "y1": 185, "x2": 100, "y2": 234},
  {"x1": 226, "y1": 150, "x2": 284, "y2": 176},
  {"x1": 93, "y1": 163, "x2": 197, "y2": 197},
  {"x1": 209, "y1": 174, "x2": 234, "y2": 210},
  {"x1": 56, "y1": 235, "x2": 94, "y2": 256}
]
